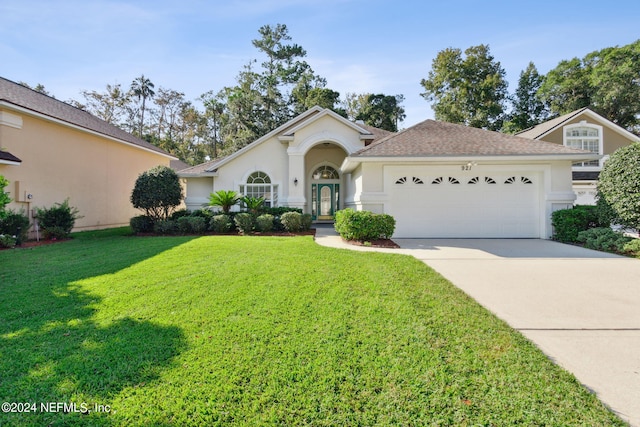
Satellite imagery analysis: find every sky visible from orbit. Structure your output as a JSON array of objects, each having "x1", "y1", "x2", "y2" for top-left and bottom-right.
[{"x1": 1, "y1": 0, "x2": 639, "y2": 128}]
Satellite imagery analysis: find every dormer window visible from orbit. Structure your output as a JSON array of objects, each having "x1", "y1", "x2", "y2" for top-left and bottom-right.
[{"x1": 563, "y1": 122, "x2": 602, "y2": 168}]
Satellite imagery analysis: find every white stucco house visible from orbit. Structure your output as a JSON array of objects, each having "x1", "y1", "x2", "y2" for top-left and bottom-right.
[{"x1": 179, "y1": 107, "x2": 597, "y2": 238}]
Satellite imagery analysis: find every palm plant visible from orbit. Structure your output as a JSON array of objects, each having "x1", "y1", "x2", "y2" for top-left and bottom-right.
[
  {"x1": 241, "y1": 196, "x2": 265, "y2": 215},
  {"x1": 208, "y1": 190, "x2": 240, "y2": 214},
  {"x1": 130, "y1": 74, "x2": 155, "y2": 137}
]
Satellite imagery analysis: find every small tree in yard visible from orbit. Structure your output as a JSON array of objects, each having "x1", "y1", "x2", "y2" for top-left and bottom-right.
[
  {"x1": 208, "y1": 190, "x2": 240, "y2": 214},
  {"x1": 597, "y1": 143, "x2": 640, "y2": 231},
  {"x1": 131, "y1": 165, "x2": 183, "y2": 222}
]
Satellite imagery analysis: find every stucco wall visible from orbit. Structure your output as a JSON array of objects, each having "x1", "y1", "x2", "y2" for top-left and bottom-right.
[{"x1": 0, "y1": 109, "x2": 171, "y2": 231}]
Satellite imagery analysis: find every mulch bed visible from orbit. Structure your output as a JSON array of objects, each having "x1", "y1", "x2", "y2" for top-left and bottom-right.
[
  {"x1": 0, "y1": 238, "x2": 70, "y2": 251},
  {"x1": 342, "y1": 238, "x2": 400, "y2": 249}
]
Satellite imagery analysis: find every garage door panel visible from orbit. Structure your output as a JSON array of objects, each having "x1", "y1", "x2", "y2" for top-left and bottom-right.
[{"x1": 387, "y1": 169, "x2": 541, "y2": 238}]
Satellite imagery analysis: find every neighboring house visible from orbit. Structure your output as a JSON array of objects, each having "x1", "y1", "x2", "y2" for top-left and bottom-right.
[
  {"x1": 0, "y1": 77, "x2": 177, "y2": 233},
  {"x1": 180, "y1": 106, "x2": 596, "y2": 238},
  {"x1": 516, "y1": 108, "x2": 640, "y2": 205}
]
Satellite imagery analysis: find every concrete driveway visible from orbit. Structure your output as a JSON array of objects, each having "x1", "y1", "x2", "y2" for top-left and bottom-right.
[{"x1": 393, "y1": 238, "x2": 640, "y2": 427}]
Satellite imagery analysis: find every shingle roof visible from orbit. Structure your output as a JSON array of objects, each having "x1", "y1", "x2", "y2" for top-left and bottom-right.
[
  {"x1": 353, "y1": 119, "x2": 592, "y2": 157},
  {"x1": 355, "y1": 122, "x2": 394, "y2": 143},
  {"x1": 178, "y1": 156, "x2": 228, "y2": 175},
  {"x1": 0, "y1": 150, "x2": 21, "y2": 163},
  {"x1": 0, "y1": 77, "x2": 174, "y2": 158},
  {"x1": 515, "y1": 108, "x2": 589, "y2": 139}
]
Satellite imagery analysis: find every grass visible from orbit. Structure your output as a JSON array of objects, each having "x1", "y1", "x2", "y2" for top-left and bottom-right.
[{"x1": 0, "y1": 228, "x2": 625, "y2": 426}]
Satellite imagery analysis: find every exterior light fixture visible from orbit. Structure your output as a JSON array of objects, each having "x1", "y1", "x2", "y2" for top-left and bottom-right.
[{"x1": 293, "y1": 177, "x2": 298, "y2": 186}]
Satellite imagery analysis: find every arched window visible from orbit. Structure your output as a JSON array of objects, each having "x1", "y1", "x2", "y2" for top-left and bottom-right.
[
  {"x1": 240, "y1": 171, "x2": 278, "y2": 207},
  {"x1": 564, "y1": 122, "x2": 602, "y2": 168},
  {"x1": 312, "y1": 165, "x2": 339, "y2": 180}
]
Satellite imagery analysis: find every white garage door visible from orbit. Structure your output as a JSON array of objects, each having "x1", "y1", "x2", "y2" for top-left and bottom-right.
[{"x1": 386, "y1": 167, "x2": 542, "y2": 238}]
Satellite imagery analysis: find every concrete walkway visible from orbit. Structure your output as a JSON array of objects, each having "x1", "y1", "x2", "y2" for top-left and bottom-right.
[{"x1": 313, "y1": 225, "x2": 640, "y2": 426}]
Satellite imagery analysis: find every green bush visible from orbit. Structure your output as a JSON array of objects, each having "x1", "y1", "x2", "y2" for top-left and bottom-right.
[
  {"x1": 170, "y1": 209, "x2": 191, "y2": 220},
  {"x1": 280, "y1": 212, "x2": 302, "y2": 232},
  {"x1": 265, "y1": 207, "x2": 302, "y2": 216},
  {"x1": 551, "y1": 205, "x2": 605, "y2": 243},
  {"x1": 189, "y1": 208, "x2": 215, "y2": 220},
  {"x1": 622, "y1": 239, "x2": 640, "y2": 256},
  {"x1": 255, "y1": 214, "x2": 274, "y2": 232},
  {"x1": 301, "y1": 213, "x2": 313, "y2": 231},
  {"x1": 234, "y1": 213, "x2": 254, "y2": 234},
  {"x1": 131, "y1": 165, "x2": 183, "y2": 221},
  {"x1": 0, "y1": 234, "x2": 17, "y2": 248},
  {"x1": 130, "y1": 215, "x2": 155, "y2": 233},
  {"x1": 177, "y1": 216, "x2": 193, "y2": 233},
  {"x1": 334, "y1": 209, "x2": 396, "y2": 241},
  {"x1": 0, "y1": 210, "x2": 30, "y2": 245},
  {"x1": 210, "y1": 214, "x2": 233, "y2": 233},
  {"x1": 0, "y1": 175, "x2": 11, "y2": 219},
  {"x1": 154, "y1": 219, "x2": 178, "y2": 235},
  {"x1": 188, "y1": 216, "x2": 207, "y2": 233},
  {"x1": 36, "y1": 199, "x2": 81, "y2": 240},
  {"x1": 576, "y1": 227, "x2": 632, "y2": 252}
]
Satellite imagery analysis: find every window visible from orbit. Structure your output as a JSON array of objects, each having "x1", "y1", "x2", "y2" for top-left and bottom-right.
[
  {"x1": 564, "y1": 122, "x2": 602, "y2": 167},
  {"x1": 312, "y1": 165, "x2": 339, "y2": 180},
  {"x1": 240, "y1": 171, "x2": 278, "y2": 207}
]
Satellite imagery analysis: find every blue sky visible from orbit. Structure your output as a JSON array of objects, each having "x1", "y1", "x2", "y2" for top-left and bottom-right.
[{"x1": 1, "y1": 0, "x2": 639, "y2": 127}]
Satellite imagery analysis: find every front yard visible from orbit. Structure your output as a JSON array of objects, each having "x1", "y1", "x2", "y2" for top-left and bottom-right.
[{"x1": 0, "y1": 229, "x2": 625, "y2": 426}]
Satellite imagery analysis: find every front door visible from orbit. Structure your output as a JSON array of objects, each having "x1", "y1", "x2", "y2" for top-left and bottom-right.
[{"x1": 312, "y1": 183, "x2": 339, "y2": 220}]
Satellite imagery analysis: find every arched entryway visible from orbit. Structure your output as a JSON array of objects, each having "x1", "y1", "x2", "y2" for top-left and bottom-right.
[{"x1": 310, "y1": 165, "x2": 340, "y2": 220}]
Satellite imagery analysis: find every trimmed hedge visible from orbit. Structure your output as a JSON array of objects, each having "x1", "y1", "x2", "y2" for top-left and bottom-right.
[
  {"x1": 255, "y1": 214, "x2": 275, "y2": 232},
  {"x1": 551, "y1": 205, "x2": 606, "y2": 243},
  {"x1": 334, "y1": 209, "x2": 395, "y2": 241},
  {"x1": 210, "y1": 214, "x2": 233, "y2": 233},
  {"x1": 0, "y1": 210, "x2": 30, "y2": 245},
  {"x1": 234, "y1": 213, "x2": 254, "y2": 234},
  {"x1": 130, "y1": 215, "x2": 155, "y2": 233}
]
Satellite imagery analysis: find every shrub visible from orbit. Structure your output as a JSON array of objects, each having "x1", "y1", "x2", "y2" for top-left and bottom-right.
[
  {"x1": 551, "y1": 205, "x2": 605, "y2": 243},
  {"x1": 0, "y1": 210, "x2": 30, "y2": 245},
  {"x1": 208, "y1": 190, "x2": 240, "y2": 214},
  {"x1": 301, "y1": 213, "x2": 313, "y2": 231},
  {"x1": 576, "y1": 227, "x2": 632, "y2": 252},
  {"x1": 0, "y1": 234, "x2": 17, "y2": 248},
  {"x1": 597, "y1": 143, "x2": 640, "y2": 230},
  {"x1": 131, "y1": 165, "x2": 183, "y2": 222},
  {"x1": 170, "y1": 209, "x2": 190, "y2": 220},
  {"x1": 210, "y1": 214, "x2": 233, "y2": 233},
  {"x1": 130, "y1": 215, "x2": 155, "y2": 233},
  {"x1": 154, "y1": 219, "x2": 178, "y2": 235},
  {"x1": 0, "y1": 175, "x2": 11, "y2": 219},
  {"x1": 188, "y1": 216, "x2": 207, "y2": 233},
  {"x1": 623, "y1": 239, "x2": 640, "y2": 256},
  {"x1": 334, "y1": 208, "x2": 396, "y2": 241},
  {"x1": 255, "y1": 214, "x2": 274, "y2": 232},
  {"x1": 234, "y1": 212, "x2": 254, "y2": 234},
  {"x1": 189, "y1": 208, "x2": 215, "y2": 220},
  {"x1": 36, "y1": 199, "x2": 81, "y2": 240},
  {"x1": 280, "y1": 211, "x2": 302, "y2": 232},
  {"x1": 177, "y1": 216, "x2": 193, "y2": 233},
  {"x1": 265, "y1": 207, "x2": 302, "y2": 216},
  {"x1": 242, "y1": 196, "x2": 265, "y2": 215}
]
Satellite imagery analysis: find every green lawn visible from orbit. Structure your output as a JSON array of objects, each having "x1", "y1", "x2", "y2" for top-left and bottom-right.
[{"x1": 0, "y1": 229, "x2": 625, "y2": 426}]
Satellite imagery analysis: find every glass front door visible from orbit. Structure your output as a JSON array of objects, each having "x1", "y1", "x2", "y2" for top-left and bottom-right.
[{"x1": 312, "y1": 183, "x2": 339, "y2": 220}]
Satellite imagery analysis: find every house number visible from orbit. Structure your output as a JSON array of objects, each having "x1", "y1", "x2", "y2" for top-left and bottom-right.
[{"x1": 461, "y1": 165, "x2": 473, "y2": 171}]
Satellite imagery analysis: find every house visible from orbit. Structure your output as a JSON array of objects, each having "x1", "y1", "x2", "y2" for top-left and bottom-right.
[
  {"x1": 180, "y1": 106, "x2": 596, "y2": 238},
  {"x1": 0, "y1": 77, "x2": 177, "y2": 233},
  {"x1": 516, "y1": 108, "x2": 640, "y2": 205}
]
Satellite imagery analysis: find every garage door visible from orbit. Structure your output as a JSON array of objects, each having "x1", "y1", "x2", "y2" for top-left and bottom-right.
[{"x1": 386, "y1": 167, "x2": 541, "y2": 238}]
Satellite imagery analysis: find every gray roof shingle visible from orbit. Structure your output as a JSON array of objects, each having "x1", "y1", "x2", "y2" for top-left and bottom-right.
[
  {"x1": 0, "y1": 77, "x2": 174, "y2": 158},
  {"x1": 354, "y1": 119, "x2": 592, "y2": 157}
]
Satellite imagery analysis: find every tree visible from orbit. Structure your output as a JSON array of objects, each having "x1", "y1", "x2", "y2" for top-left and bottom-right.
[
  {"x1": 80, "y1": 83, "x2": 130, "y2": 125},
  {"x1": 208, "y1": 190, "x2": 240, "y2": 214},
  {"x1": 0, "y1": 175, "x2": 11, "y2": 219},
  {"x1": 502, "y1": 62, "x2": 549, "y2": 133},
  {"x1": 130, "y1": 74, "x2": 156, "y2": 137},
  {"x1": 597, "y1": 143, "x2": 640, "y2": 230},
  {"x1": 131, "y1": 166, "x2": 183, "y2": 222},
  {"x1": 354, "y1": 94, "x2": 406, "y2": 132},
  {"x1": 539, "y1": 40, "x2": 640, "y2": 131},
  {"x1": 420, "y1": 44, "x2": 508, "y2": 130}
]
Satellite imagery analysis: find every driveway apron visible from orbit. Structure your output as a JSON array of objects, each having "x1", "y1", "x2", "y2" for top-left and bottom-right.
[
  {"x1": 393, "y1": 238, "x2": 640, "y2": 427},
  {"x1": 313, "y1": 227, "x2": 640, "y2": 426}
]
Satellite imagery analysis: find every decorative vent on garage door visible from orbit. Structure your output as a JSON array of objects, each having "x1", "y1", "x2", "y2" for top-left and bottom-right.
[
  {"x1": 432, "y1": 176, "x2": 443, "y2": 184},
  {"x1": 505, "y1": 176, "x2": 534, "y2": 184},
  {"x1": 448, "y1": 177, "x2": 460, "y2": 184},
  {"x1": 396, "y1": 176, "x2": 425, "y2": 185},
  {"x1": 468, "y1": 176, "x2": 479, "y2": 184},
  {"x1": 485, "y1": 177, "x2": 496, "y2": 184}
]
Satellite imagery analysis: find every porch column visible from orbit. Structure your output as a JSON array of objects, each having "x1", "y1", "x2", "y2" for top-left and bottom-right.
[{"x1": 286, "y1": 151, "x2": 306, "y2": 210}]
